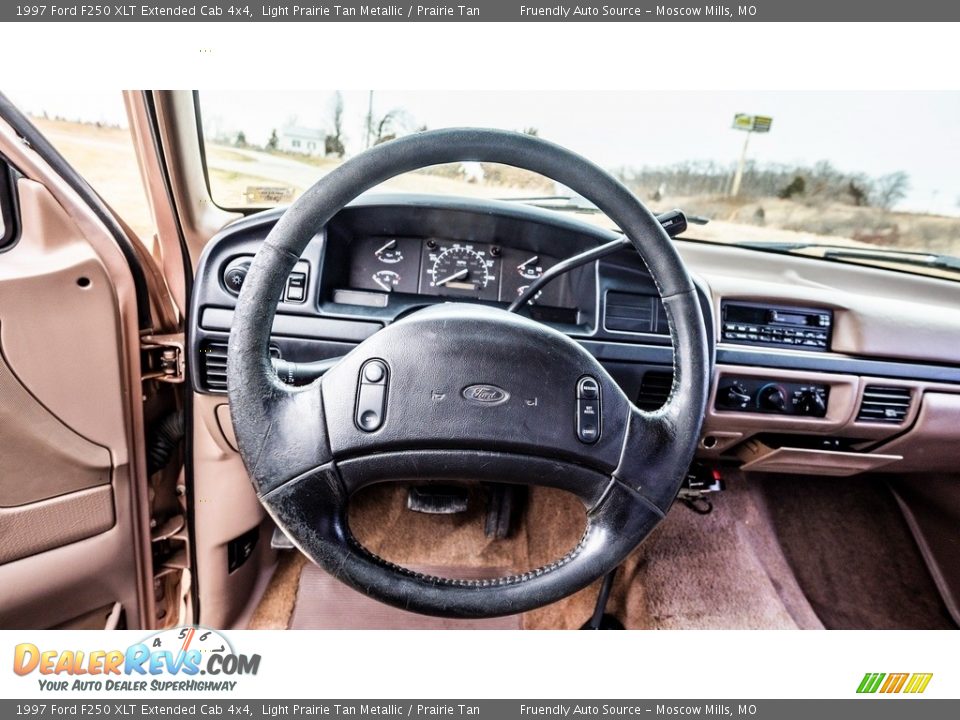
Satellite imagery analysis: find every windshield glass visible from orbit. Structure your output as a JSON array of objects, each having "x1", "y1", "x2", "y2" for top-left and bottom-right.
[{"x1": 198, "y1": 90, "x2": 960, "y2": 276}]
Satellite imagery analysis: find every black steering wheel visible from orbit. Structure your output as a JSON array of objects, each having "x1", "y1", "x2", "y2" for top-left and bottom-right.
[{"x1": 227, "y1": 128, "x2": 710, "y2": 618}]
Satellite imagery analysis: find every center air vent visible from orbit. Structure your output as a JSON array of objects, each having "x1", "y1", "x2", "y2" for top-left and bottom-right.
[
  {"x1": 856, "y1": 385, "x2": 912, "y2": 424},
  {"x1": 200, "y1": 342, "x2": 229, "y2": 392},
  {"x1": 636, "y1": 371, "x2": 673, "y2": 411}
]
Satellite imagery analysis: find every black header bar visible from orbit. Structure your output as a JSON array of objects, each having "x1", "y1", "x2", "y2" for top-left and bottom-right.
[{"x1": 5, "y1": 1, "x2": 960, "y2": 22}]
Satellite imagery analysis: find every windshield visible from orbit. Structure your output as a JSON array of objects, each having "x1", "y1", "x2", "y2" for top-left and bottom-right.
[{"x1": 199, "y1": 90, "x2": 960, "y2": 277}]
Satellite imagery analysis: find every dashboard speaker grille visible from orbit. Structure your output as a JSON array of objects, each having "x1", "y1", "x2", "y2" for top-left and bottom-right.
[
  {"x1": 200, "y1": 342, "x2": 229, "y2": 392},
  {"x1": 636, "y1": 370, "x2": 673, "y2": 411},
  {"x1": 856, "y1": 385, "x2": 912, "y2": 424}
]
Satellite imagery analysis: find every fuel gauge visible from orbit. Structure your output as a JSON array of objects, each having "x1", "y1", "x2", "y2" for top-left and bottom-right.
[{"x1": 372, "y1": 270, "x2": 402, "y2": 292}]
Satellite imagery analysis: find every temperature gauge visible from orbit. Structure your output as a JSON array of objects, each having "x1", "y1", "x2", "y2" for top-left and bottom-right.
[{"x1": 516, "y1": 285, "x2": 544, "y2": 305}]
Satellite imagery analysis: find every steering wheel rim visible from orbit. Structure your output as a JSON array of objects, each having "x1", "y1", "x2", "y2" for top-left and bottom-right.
[{"x1": 227, "y1": 128, "x2": 710, "y2": 618}]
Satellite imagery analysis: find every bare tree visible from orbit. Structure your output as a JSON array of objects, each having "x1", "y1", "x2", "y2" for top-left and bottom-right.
[
  {"x1": 325, "y1": 91, "x2": 346, "y2": 158},
  {"x1": 873, "y1": 171, "x2": 911, "y2": 210},
  {"x1": 371, "y1": 108, "x2": 407, "y2": 145}
]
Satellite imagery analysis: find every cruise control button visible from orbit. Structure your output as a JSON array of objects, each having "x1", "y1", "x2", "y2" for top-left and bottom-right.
[
  {"x1": 363, "y1": 361, "x2": 386, "y2": 383},
  {"x1": 576, "y1": 376, "x2": 601, "y2": 444},
  {"x1": 577, "y1": 376, "x2": 599, "y2": 399},
  {"x1": 356, "y1": 360, "x2": 388, "y2": 432},
  {"x1": 356, "y1": 383, "x2": 386, "y2": 431},
  {"x1": 578, "y1": 422, "x2": 599, "y2": 443}
]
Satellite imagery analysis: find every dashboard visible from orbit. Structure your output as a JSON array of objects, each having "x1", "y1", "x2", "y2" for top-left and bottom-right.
[{"x1": 189, "y1": 193, "x2": 960, "y2": 478}]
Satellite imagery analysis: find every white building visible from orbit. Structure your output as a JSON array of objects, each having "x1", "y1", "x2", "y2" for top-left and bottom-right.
[{"x1": 279, "y1": 126, "x2": 326, "y2": 156}]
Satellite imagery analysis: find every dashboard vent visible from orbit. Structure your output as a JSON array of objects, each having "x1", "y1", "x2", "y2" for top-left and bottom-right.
[
  {"x1": 857, "y1": 385, "x2": 913, "y2": 424},
  {"x1": 636, "y1": 371, "x2": 673, "y2": 411},
  {"x1": 200, "y1": 342, "x2": 229, "y2": 392},
  {"x1": 605, "y1": 291, "x2": 666, "y2": 334}
]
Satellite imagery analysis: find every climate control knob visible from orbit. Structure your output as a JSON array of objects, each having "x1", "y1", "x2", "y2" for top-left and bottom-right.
[
  {"x1": 797, "y1": 389, "x2": 827, "y2": 416},
  {"x1": 721, "y1": 382, "x2": 751, "y2": 410},
  {"x1": 758, "y1": 385, "x2": 786, "y2": 411}
]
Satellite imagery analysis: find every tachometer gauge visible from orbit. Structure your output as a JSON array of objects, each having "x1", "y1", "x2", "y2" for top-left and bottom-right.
[
  {"x1": 429, "y1": 246, "x2": 491, "y2": 292},
  {"x1": 372, "y1": 269, "x2": 402, "y2": 292},
  {"x1": 517, "y1": 255, "x2": 544, "y2": 280},
  {"x1": 374, "y1": 239, "x2": 404, "y2": 264}
]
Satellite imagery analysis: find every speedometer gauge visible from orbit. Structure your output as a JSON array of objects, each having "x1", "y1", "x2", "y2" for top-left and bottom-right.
[{"x1": 429, "y1": 247, "x2": 490, "y2": 291}]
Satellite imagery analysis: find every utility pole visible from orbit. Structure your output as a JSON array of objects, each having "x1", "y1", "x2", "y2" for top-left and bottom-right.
[
  {"x1": 729, "y1": 114, "x2": 772, "y2": 197},
  {"x1": 364, "y1": 90, "x2": 374, "y2": 149},
  {"x1": 730, "y1": 131, "x2": 751, "y2": 197}
]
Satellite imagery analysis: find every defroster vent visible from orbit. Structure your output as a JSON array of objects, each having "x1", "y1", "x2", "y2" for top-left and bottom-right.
[{"x1": 856, "y1": 385, "x2": 912, "y2": 424}]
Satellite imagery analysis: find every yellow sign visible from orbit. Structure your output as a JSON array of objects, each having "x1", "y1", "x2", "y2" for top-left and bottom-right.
[{"x1": 732, "y1": 114, "x2": 773, "y2": 133}]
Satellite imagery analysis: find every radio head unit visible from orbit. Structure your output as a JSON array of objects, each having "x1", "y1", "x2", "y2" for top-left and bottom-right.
[{"x1": 721, "y1": 301, "x2": 832, "y2": 351}]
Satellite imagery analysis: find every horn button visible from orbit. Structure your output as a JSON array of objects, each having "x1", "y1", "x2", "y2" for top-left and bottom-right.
[{"x1": 321, "y1": 303, "x2": 630, "y2": 473}]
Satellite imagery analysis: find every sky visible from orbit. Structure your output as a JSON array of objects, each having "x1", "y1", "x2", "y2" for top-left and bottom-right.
[{"x1": 9, "y1": 89, "x2": 960, "y2": 216}]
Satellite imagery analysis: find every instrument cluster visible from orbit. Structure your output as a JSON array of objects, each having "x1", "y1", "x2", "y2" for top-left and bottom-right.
[{"x1": 346, "y1": 235, "x2": 572, "y2": 308}]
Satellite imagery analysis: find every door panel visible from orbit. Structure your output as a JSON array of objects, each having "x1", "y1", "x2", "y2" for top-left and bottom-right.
[{"x1": 0, "y1": 127, "x2": 153, "y2": 628}]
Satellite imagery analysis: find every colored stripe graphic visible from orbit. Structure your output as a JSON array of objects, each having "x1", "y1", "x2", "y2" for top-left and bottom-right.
[
  {"x1": 904, "y1": 673, "x2": 933, "y2": 694},
  {"x1": 857, "y1": 672, "x2": 932, "y2": 694},
  {"x1": 857, "y1": 673, "x2": 885, "y2": 693},
  {"x1": 881, "y1": 673, "x2": 909, "y2": 693}
]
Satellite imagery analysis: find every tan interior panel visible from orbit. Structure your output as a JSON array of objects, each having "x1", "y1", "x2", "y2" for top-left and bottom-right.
[
  {"x1": 0, "y1": 486, "x2": 115, "y2": 564},
  {"x1": 702, "y1": 364, "x2": 862, "y2": 437},
  {"x1": 0, "y1": 120, "x2": 154, "y2": 629},
  {"x1": 737, "y1": 439, "x2": 902, "y2": 476},
  {"x1": 193, "y1": 394, "x2": 275, "y2": 628},
  {"x1": 679, "y1": 241, "x2": 960, "y2": 365},
  {"x1": 214, "y1": 403, "x2": 239, "y2": 452},
  {"x1": 0, "y1": 180, "x2": 132, "y2": 455},
  {"x1": 874, "y1": 393, "x2": 960, "y2": 473},
  {"x1": 0, "y1": 340, "x2": 112, "y2": 507}
]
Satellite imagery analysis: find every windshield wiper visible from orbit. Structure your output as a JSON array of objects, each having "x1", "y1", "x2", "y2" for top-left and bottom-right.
[{"x1": 737, "y1": 241, "x2": 960, "y2": 275}]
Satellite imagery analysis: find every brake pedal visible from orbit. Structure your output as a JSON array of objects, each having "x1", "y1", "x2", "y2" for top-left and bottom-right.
[
  {"x1": 484, "y1": 484, "x2": 526, "y2": 539},
  {"x1": 407, "y1": 485, "x2": 470, "y2": 514}
]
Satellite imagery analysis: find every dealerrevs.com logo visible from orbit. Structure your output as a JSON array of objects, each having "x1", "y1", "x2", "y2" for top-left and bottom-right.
[
  {"x1": 13, "y1": 627, "x2": 261, "y2": 692},
  {"x1": 857, "y1": 672, "x2": 933, "y2": 694}
]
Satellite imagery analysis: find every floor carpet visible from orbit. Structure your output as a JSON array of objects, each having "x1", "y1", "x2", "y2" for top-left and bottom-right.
[
  {"x1": 247, "y1": 474, "x2": 951, "y2": 630},
  {"x1": 758, "y1": 474, "x2": 956, "y2": 630}
]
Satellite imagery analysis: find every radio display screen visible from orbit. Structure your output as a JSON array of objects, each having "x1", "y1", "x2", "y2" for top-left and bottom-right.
[{"x1": 721, "y1": 301, "x2": 832, "y2": 351}]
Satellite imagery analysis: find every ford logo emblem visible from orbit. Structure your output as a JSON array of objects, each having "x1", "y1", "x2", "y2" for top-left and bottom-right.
[{"x1": 462, "y1": 384, "x2": 510, "y2": 405}]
